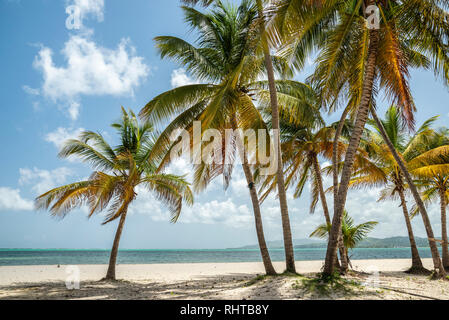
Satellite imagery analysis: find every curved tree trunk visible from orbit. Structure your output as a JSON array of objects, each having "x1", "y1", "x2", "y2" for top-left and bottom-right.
[
  {"x1": 241, "y1": 157, "x2": 277, "y2": 275},
  {"x1": 371, "y1": 108, "x2": 445, "y2": 276},
  {"x1": 232, "y1": 116, "x2": 277, "y2": 275},
  {"x1": 332, "y1": 107, "x2": 350, "y2": 221},
  {"x1": 257, "y1": 1, "x2": 296, "y2": 273},
  {"x1": 322, "y1": 26, "x2": 380, "y2": 277},
  {"x1": 105, "y1": 210, "x2": 128, "y2": 280},
  {"x1": 330, "y1": 110, "x2": 351, "y2": 273},
  {"x1": 332, "y1": 107, "x2": 350, "y2": 273},
  {"x1": 398, "y1": 188, "x2": 424, "y2": 271},
  {"x1": 337, "y1": 234, "x2": 349, "y2": 273},
  {"x1": 312, "y1": 154, "x2": 331, "y2": 225},
  {"x1": 439, "y1": 189, "x2": 449, "y2": 269},
  {"x1": 312, "y1": 154, "x2": 342, "y2": 270}
]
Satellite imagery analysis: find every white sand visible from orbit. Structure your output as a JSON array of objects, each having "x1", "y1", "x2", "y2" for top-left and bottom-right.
[{"x1": 1, "y1": 259, "x2": 448, "y2": 300}]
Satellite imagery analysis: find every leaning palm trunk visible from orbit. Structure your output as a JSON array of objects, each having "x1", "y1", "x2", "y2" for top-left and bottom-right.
[
  {"x1": 313, "y1": 154, "x2": 331, "y2": 225},
  {"x1": 105, "y1": 209, "x2": 128, "y2": 280},
  {"x1": 332, "y1": 106, "x2": 351, "y2": 273},
  {"x1": 233, "y1": 117, "x2": 276, "y2": 275},
  {"x1": 371, "y1": 108, "x2": 446, "y2": 276},
  {"x1": 241, "y1": 156, "x2": 277, "y2": 275},
  {"x1": 312, "y1": 154, "x2": 342, "y2": 270},
  {"x1": 322, "y1": 27, "x2": 380, "y2": 277},
  {"x1": 337, "y1": 234, "x2": 349, "y2": 273},
  {"x1": 439, "y1": 189, "x2": 449, "y2": 269},
  {"x1": 257, "y1": 1, "x2": 295, "y2": 273},
  {"x1": 398, "y1": 188, "x2": 425, "y2": 272}
]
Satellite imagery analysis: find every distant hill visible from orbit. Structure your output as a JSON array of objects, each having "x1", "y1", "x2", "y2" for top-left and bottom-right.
[
  {"x1": 294, "y1": 236, "x2": 435, "y2": 249},
  {"x1": 233, "y1": 236, "x2": 436, "y2": 249},
  {"x1": 231, "y1": 238, "x2": 325, "y2": 249}
]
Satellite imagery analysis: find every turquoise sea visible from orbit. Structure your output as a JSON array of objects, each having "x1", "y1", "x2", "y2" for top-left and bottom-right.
[{"x1": 0, "y1": 247, "x2": 441, "y2": 266}]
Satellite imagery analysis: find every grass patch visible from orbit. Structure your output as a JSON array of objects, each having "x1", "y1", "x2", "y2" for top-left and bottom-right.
[
  {"x1": 244, "y1": 274, "x2": 269, "y2": 287},
  {"x1": 244, "y1": 271, "x2": 302, "y2": 287},
  {"x1": 294, "y1": 272, "x2": 361, "y2": 297},
  {"x1": 427, "y1": 270, "x2": 448, "y2": 280}
]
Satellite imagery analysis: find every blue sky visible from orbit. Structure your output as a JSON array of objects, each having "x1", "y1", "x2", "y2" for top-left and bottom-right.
[{"x1": 1, "y1": 0, "x2": 449, "y2": 250}]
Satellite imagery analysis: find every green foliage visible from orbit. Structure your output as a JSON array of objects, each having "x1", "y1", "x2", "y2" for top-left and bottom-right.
[
  {"x1": 310, "y1": 211, "x2": 378, "y2": 250},
  {"x1": 295, "y1": 272, "x2": 360, "y2": 295},
  {"x1": 273, "y1": 0, "x2": 449, "y2": 129},
  {"x1": 35, "y1": 108, "x2": 193, "y2": 225},
  {"x1": 140, "y1": 1, "x2": 311, "y2": 193}
]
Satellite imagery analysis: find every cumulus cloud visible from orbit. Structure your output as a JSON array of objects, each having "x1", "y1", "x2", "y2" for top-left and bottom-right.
[
  {"x1": 45, "y1": 127, "x2": 85, "y2": 150},
  {"x1": 33, "y1": 36, "x2": 149, "y2": 120},
  {"x1": 122, "y1": 153, "x2": 439, "y2": 239},
  {"x1": 0, "y1": 187, "x2": 34, "y2": 211},
  {"x1": 66, "y1": 0, "x2": 104, "y2": 28},
  {"x1": 19, "y1": 167, "x2": 73, "y2": 195},
  {"x1": 171, "y1": 68, "x2": 195, "y2": 88},
  {"x1": 130, "y1": 185, "x2": 253, "y2": 228}
]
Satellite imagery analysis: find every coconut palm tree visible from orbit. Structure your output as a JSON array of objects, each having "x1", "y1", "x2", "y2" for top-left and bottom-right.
[
  {"x1": 35, "y1": 108, "x2": 193, "y2": 280},
  {"x1": 348, "y1": 106, "x2": 439, "y2": 273},
  {"x1": 310, "y1": 210, "x2": 378, "y2": 267},
  {"x1": 180, "y1": 0, "x2": 297, "y2": 273},
  {"x1": 408, "y1": 129, "x2": 449, "y2": 269},
  {"x1": 257, "y1": 88, "x2": 352, "y2": 271},
  {"x1": 271, "y1": 0, "x2": 449, "y2": 276},
  {"x1": 140, "y1": 1, "x2": 312, "y2": 275}
]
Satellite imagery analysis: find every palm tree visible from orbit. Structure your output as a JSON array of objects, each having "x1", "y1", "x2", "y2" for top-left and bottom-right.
[
  {"x1": 271, "y1": 0, "x2": 449, "y2": 276},
  {"x1": 35, "y1": 108, "x2": 193, "y2": 280},
  {"x1": 258, "y1": 88, "x2": 352, "y2": 271},
  {"x1": 256, "y1": 0, "x2": 296, "y2": 273},
  {"x1": 181, "y1": 0, "x2": 297, "y2": 273},
  {"x1": 349, "y1": 106, "x2": 439, "y2": 273},
  {"x1": 408, "y1": 129, "x2": 449, "y2": 269},
  {"x1": 310, "y1": 210, "x2": 378, "y2": 267},
  {"x1": 140, "y1": 1, "x2": 307, "y2": 275}
]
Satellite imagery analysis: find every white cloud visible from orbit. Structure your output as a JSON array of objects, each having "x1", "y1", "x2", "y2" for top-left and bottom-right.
[
  {"x1": 67, "y1": 0, "x2": 104, "y2": 26},
  {"x1": 22, "y1": 85, "x2": 40, "y2": 96},
  {"x1": 0, "y1": 187, "x2": 34, "y2": 211},
  {"x1": 33, "y1": 36, "x2": 149, "y2": 120},
  {"x1": 130, "y1": 185, "x2": 253, "y2": 228},
  {"x1": 45, "y1": 127, "x2": 85, "y2": 150},
  {"x1": 170, "y1": 68, "x2": 195, "y2": 88},
  {"x1": 19, "y1": 167, "x2": 73, "y2": 195}
]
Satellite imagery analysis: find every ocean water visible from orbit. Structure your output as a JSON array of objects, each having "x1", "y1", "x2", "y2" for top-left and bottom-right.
[{"x1": 0, "y1": 247, "x2": 440, "y2": 266}]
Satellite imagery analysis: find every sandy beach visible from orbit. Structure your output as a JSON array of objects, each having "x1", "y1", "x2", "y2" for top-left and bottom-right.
[{"x1": 1, "y1": 258, "x2": 448, "y2": 300}]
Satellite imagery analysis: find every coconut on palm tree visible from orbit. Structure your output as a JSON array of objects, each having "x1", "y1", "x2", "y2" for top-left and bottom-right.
[
  {"x1": 270, "y1": 0, "x2": 449, "y2": 276},
  {"x1": 35, "y1": 108, "x2": 193, "y2": 280}
]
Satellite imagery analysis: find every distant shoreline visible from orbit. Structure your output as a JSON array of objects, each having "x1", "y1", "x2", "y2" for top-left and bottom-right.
[{"x1": 0, "y1": 247, "x2": 441, "y2": 266}]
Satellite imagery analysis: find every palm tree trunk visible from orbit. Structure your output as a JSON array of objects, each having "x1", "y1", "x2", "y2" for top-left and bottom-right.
[
  {"x1": 439, "y1": 189, "x2": 449, "y2": 269},
  {"x1": 312, "y1": 154, "x2": 331, "y2": 225},
  {"x1": 322, "y1": 26, "x2": 380, "y2": 277},
  {"x1": 257, "y1": 1, "x2": 296, "y2": 273},
  {"x1": 398, "y1": 188, "x2": 424, "y2": 271},
  {"x1": 371, "y1": 108, "x2": 446, "y2": 276},
  {"x1": 312, "y1": 154, "x2": 342, "y2": 270},
  {"x1": 332, "y1": 106, "x2": 350, "y2": 273},
  {"x1": 232, "y1": 116, "x2": 277, "y2": 275},
  {"x1": 105, "y1": 210, "x2": 128, "y2": 280},
  {"x1": 337, "y1": 234, "x2": 349, "y2": 273},
  {"x1": 241, "y1": 157, "x2": 277, "y2": 275}
]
